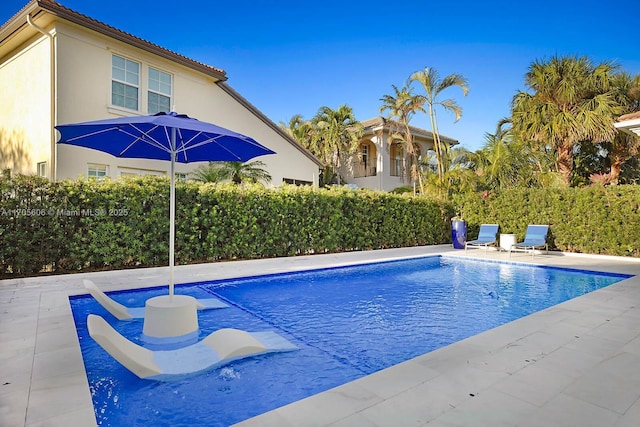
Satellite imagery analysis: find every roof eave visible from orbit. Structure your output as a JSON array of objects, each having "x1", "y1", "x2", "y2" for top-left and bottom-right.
[
  {"x1": 362, "y1": 116, "x2": 459, "y2": 146},
  {"x1": 614, "y1": 118, "x2": 640, "y2": 137},
  {"x1": 1, "y1": 0, "x2": 227, "y2": 82},
  {"x1": 218, "y1": 82, "x2": 325, "y2": 168}
]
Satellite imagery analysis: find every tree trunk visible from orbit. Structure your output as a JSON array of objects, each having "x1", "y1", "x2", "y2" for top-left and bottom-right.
[
  {"x1": 428, "y1": 105, "x2": 443, "y2": 185},
  {"x1": 557, "y1": 142, "x2": 573, "y2": 184},
  {"x1": 609, "y1": 154, "x2": 623, "y2": 185}
]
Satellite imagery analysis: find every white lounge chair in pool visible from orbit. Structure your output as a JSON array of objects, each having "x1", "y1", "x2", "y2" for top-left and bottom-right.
[
  {"x1": 465, "y1": 224, "x2": 500, "y2": 254},
  {"x1": 83, "y1": 279, "x2": 228, "y2": 321},
  {"x1": 87, "y1": 314, "x2": 297, "y2": 380}
]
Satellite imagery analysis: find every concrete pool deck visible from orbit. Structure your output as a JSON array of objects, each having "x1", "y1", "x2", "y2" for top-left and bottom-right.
[{"x1": 1, "y1": 245, "x2": 639, "y2": 426}]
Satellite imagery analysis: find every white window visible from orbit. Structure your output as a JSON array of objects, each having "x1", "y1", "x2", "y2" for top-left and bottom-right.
[
  {"x1": 283, "y1": 178, "x2": 312, "y2": 186},
  {"x1": 88, "y1": 164, "x2": 108, "y2": 179},
  {"x1": 148, "y1": 67, "x2": 172, "y2": 114},
  {"x1": 361, "y1": 144, "x2": 368, "y2": 167},
  {"x1": 112, "y1": 54, "x2": 139, "y2": 110},
  {"x1": 37, "y1": 162, "x2": 46, "y2": 177},
  {"x1": 175, "y1": 173, "x2": 187, "y2": 182}
]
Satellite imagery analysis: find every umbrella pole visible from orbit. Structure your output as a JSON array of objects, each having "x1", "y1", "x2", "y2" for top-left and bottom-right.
[{"x1": 169, "y1": 128, "x2": 176, "y2": 300}]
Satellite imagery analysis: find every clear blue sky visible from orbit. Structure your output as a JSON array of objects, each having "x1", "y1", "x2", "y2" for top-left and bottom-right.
[{"x1": 3, "y1": 0, "x2": 639, "y2": 150}]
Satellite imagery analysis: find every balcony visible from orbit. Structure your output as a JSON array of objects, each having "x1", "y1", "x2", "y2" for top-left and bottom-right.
[{"x1": 353, "y1": 164, "x2": 377, "y2": 178}]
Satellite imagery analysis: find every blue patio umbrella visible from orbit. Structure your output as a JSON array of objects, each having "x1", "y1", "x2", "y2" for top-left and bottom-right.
[{"x1": 56, "y1": 112, "x2": 275, "y2": 297}]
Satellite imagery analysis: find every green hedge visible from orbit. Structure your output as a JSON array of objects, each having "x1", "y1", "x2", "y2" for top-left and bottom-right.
[
  {"x1": 0, "y1": 175, "x2": 453, "y2": 277},
  {"x1": 453, "y1": 186, "x2": 640, "y2": 257},
  {"x1": 4, "y1": 175, "x2": 637, "y2": 278}
]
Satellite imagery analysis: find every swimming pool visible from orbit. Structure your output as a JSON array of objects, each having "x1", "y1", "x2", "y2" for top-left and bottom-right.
[{"x1": 70, "y1": 256, "x2": 631, "y2": 426}]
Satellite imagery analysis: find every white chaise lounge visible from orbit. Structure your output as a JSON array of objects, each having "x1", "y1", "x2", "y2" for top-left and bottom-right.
[
  {"x1": 87, "y1": 314, "x2": 297, "y2": 380},
  {"x1": 83, "y1": 279, "x2": 228, "y2": 321}
]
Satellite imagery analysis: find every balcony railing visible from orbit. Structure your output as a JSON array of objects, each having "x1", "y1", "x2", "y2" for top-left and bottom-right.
[{"x1": 353, "y1": 164, "x2": 377, "y2": 178}]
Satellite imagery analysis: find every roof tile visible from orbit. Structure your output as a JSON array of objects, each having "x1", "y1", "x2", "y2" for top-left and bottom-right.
[
  {"x1": 618, "y1": 111, "x2": 640, "y2": 122},
  {"x1": 3, "y1": 0, "x2": 226, "y2": 79}
]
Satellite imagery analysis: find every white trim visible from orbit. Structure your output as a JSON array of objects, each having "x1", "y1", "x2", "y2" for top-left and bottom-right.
[{"x1": 614, "y1": 117, "x2": 640, "y2": 136}]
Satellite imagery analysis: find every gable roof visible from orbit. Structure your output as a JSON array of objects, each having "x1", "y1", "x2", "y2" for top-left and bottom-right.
[
  {"x1": 1, "y1": 0, "x2": 324, "y2": 168},
  {"x1": 361, "y1": 116, "x2": 459, "y2": 146}
]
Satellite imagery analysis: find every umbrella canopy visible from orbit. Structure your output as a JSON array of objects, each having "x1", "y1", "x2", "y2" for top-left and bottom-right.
[
  {"x1": 56, "y1": 111, "x2": 274, "y2": 163},
  {"x1": 56, "y1": 111, "x2": 275, "y2": 297}
]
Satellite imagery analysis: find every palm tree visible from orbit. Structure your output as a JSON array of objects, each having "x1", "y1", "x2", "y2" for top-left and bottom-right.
[
  {"x1": 475, "y1": 120, "x2": 559, "y2": 190},
  {"x1": 421, "y1": 146, "x2": 478, "y2": 197},
  {"x1": 379, "y1": 83, "x2": 425, "y2": 188},
  {"x1": 410, "y1": 67, "x2": 469, "y2": 185},
  {"x1": 279, "y1": 114, "x2": 315, "y2": 149},
  {"x1": 189, "y1": 162, "x2": 226, "y2": 183},
  {"x1": 607, "y1": 72, "x2": 640, "y2": 184},
  {"x1": 310, "y1": 105, "x2": 363, "y2": 178},
  {"x1": 510, "y1": 55, "x2": 621, "y2": 185},
  {"x1": 473, "y1": 120, "x2": 520, "y2": 190},
  {"x1": 191, "y1": 160, "x2": 272, "y2": 184}
]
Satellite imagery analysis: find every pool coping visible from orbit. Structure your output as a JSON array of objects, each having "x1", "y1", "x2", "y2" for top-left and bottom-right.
[{"x1": 1, "y1": 245, "x2": 639, "y2": 426}]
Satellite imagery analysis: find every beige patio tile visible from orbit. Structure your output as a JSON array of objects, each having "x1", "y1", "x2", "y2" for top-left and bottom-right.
[
  {"x1": 492, "y1": 362, "x2": 575, "y2": 407},
  {"x1": 351, "y1": 358, "x2": 440, "y2": 400},
  {"x1": 0, "y1": 386, "x2": 28, "y2": 427},
  {"x1": 613, "y1": 396, "x2": 640, "y2": 427},
  {"x1": 527, "y1": 393, "x2": 620, "y2": 427},
  {"x1": 432, "y1": 389, "x2": 537, "y2": 427},
  {"x1": 2, "y1": 246, "x2": 640, "y2": 427}
]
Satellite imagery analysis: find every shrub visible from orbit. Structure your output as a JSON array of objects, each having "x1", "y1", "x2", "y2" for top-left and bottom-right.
[
  {"x1": 453, "y1": 186, "x2": 640, "y2": 257},
  {"x1": 0, "y1": 176, "x2": 452, "y2": 277}
]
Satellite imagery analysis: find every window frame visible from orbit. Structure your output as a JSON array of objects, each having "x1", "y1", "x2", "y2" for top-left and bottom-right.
[
  {"x1": 111, "y1": 54, "x2": 140, "y2": 111},
  {"x1": 283, "y1": 178, "x2": 312, "y2": 186},
  {"x1": 390, "y1": 143, "x2": 403, "y2": 177},
  {"x1": 37, "y1": 161, "x2": 46, "y2": 177},
  {"x1": 148, "y1": 66, "x2": 173, "y2": 114},
  {"x1": 87, "y1": 163, "x2": 108, "y2": 179}
]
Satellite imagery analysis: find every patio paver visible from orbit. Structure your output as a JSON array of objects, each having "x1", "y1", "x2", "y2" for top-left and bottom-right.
[{"x1": 1, "y1": 245, "x2": 639, "y2": 426}]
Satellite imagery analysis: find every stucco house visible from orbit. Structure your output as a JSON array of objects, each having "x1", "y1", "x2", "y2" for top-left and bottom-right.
[
  {"x1": 0, "y1": 0, "x2": 323, "y2": 184},
  {"x1": 343, "y1": 117, "x2": 459, "y2": 191},
  {"x1": 615, "y1": 111, "x2": 640, "y2": 137}
]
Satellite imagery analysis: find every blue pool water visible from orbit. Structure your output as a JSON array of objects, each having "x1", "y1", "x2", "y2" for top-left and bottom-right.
[{"x1": 70, "y1": 256, "x2": 631, "y2": 426}]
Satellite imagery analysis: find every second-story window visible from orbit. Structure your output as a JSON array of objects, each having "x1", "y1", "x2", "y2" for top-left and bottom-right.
[
  {"x1": 148, "y1": 67, "x2": 172, "y2": 114},
  {"x1": 361, "y1": 144, "x2": 369, "y2": 168},
  {"x1": 111, "y1": 54, "x2": 139, "y2": 110}
]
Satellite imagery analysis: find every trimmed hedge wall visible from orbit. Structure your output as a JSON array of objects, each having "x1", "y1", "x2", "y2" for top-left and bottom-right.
[
  {"x1": 453, "y1": 186, "x2": 640, "y2": 257},
  {"x1": 3, "y1": 175, "x2": 638, "y2": 278},
  {"x1": 0, "y1": 175, "x2": 453, "y2": 277}
]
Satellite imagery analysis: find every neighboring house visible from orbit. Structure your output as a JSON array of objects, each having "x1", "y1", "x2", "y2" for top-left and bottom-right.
[
  {"x1": 615, "y1": 111, "x2": 640, "y2": 137},
  {"x1": 342, "y1": 117, "x2": 459, "y2": 192},
  {"x1": 0, "y1": 0, "x2": 323, "y2": 184}
]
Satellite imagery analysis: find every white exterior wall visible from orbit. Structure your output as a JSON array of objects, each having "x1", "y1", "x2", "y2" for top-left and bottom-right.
[
  {"x1": 0, "y1": 33, "x2": 52, "y2": 175},
  {"x1": 349, "y1": 130, "x2": 411, "y2": 192},
  {"x1": 53, "y1": 21, "x2": 319, "y2": 184}
]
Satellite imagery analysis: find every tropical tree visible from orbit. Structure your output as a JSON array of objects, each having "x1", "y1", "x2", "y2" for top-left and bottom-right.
[
  {"x1": 279, "y1": 114, "x2": 315, "y2": 149},
  {"x1": 191, "y1": 160, "x2": 272, "y2": 184},
  {"x1": 379, "y1": 83, "x2": 425, "y2": 188},
  {"x1": 474, "y1": 119, "x2": 559, "y2": 190},
  {"x1": 606, "y1": 72, "x2": 640, "y2": 184},
  {"x1": 310, "y1": 105, "x2": 363, "y2": 178},
  {"x1": 421, "y1": 146, "x2": 478, "y2": 197},
  {"x1": 410, "y1": 67, "x2": 469, "y2": 185},
  {"x1": 510, "y1": 55, "x2": 621, "y2": 185},
  {"x1": 189, "y1": 162, "x2": 226, "y2": 183}
]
